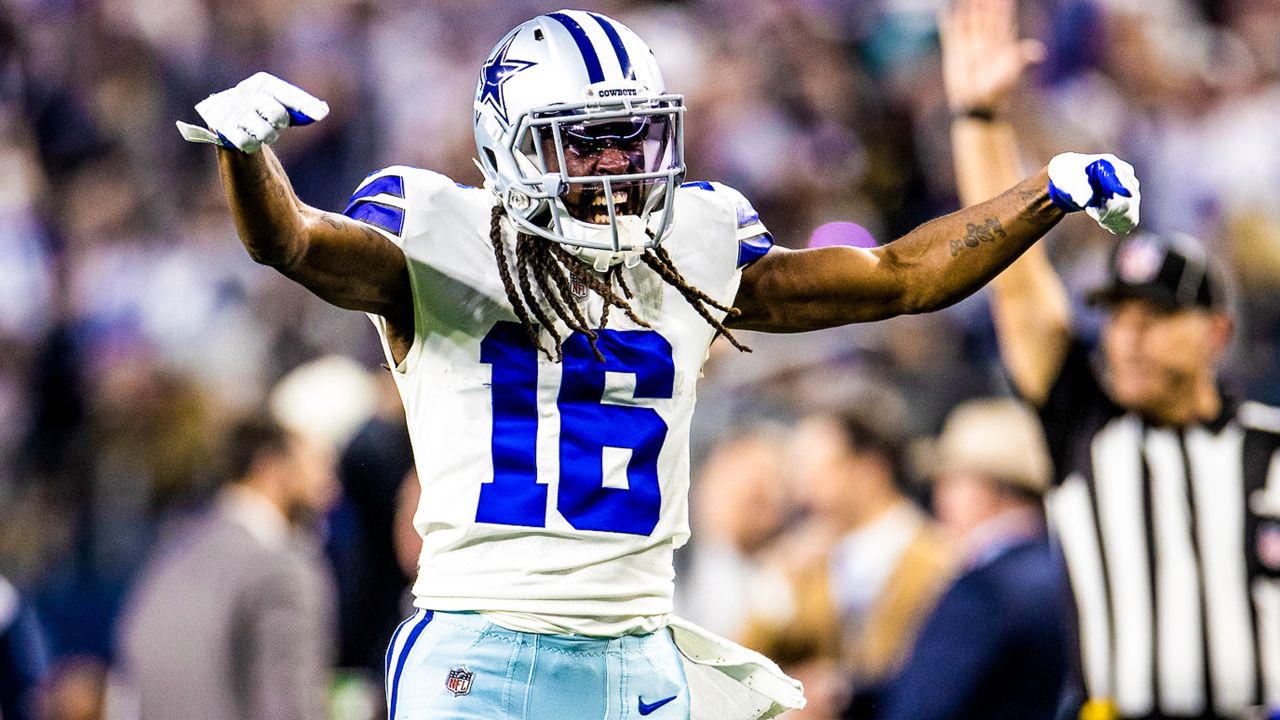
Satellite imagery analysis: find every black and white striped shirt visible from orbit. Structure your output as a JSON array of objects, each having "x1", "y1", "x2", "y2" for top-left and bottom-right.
[{"x1": 1040, "y1": 340, "x2": 1280, "y2": 720}]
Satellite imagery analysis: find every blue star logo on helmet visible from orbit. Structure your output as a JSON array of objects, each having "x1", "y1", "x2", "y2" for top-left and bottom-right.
[{"x1": 478, "y1": 33, "x2": 536, "y2": 125}]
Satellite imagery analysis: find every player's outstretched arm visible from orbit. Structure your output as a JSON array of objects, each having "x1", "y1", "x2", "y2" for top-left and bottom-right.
[
  {"x1": 945, "y1": 0, "x2": 1071, "y2": 405},
  {"x1": 216, "y1": 146, "x2": 410, "y2": 318},
  {"x1": 733, "y1": 157, "x2": 1136, "y2": 339},
  {"x1": 731, "y1": 167, "x2": 1065, "y2": 331},
  {"x1": 180, "y1": 74, "x2": 413, "y2": 353}
]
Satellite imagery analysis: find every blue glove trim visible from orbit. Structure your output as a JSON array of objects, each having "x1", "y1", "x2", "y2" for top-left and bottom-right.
[
  {"x1": 287, "y1": 108, "x2": 315, "y2": 126},
  {"x1": 1049, "y1": 158, "x2": 1133, "y2": 213},
  {"x1": 1048, "y1": 179, "x2": 1081, "y2": 213}
]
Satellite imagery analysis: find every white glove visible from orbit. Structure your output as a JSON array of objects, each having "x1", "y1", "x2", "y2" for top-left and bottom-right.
[
  {"x1": 175, "y1": 72, "x2": 329, "y2": 153},
  {"x1": 1047, "y1": 152, "x2": 1140, "y2": 235}
]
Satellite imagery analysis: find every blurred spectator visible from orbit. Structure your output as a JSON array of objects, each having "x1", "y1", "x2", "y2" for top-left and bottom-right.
[
  {"x1": 33, "y1": 358, "x2": 215, "y2": 661},
  {"x1": 882, "y1": 398, "x2": 1070, "y2": 720},
  {"x1": 740, "y1": 392, "x2": 953, "y2": 716},
  {"x1": 678, "y1": 425, "x2": 790, "y2": 640},
  {"x1": 326, "y1": 373, "x2": 415, "y2": 675},
  {"x1": 112, "y1": 416, "x2": 338, "y2": 720},
  {"x1": 782, "y1": 656, "x2": 853, "y2": 720},
  {"x1": 36, "y1": 656, "x2": 106, "y2": 720},
  {"x1": 393, "y1": 469, "x2": 423, "y2": 584},
  {"x1": 0, "y1": 574, "x2": 49, "y2": 720}
]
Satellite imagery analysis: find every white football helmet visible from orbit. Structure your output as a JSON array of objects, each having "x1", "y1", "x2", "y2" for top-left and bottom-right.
[{"x1": 473, "y1": 10, "x2": 685, "y2": 269}]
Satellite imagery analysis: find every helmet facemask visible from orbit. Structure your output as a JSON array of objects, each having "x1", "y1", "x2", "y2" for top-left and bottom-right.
[{"x1": 501, "y1": 93, "x2": 685, "y2": 264}]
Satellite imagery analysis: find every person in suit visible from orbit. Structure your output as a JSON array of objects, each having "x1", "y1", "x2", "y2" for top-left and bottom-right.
[
  {"x1": 880, "y1": 398, "x2": 1071, "y2": 720},
  {"x1": 739, "y1": 391, "x2": 954, "y2": 716},
  {"x1": 113, "y1": 416, "x2": 338, "y2": 720}
]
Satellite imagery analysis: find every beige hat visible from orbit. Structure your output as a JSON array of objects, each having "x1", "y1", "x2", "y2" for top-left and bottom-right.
[{"x1": 933, "y1": 398, "x2": 1053, "y2": 495}]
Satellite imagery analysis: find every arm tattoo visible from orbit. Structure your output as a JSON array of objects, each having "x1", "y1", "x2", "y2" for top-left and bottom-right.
[{"x1": 950, "y1": 217, "x2": 1007, "y2": 257}]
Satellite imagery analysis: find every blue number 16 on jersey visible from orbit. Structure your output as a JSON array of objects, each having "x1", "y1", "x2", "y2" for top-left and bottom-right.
[{"x1": 476, "y1": 322, "x2": 675, "y2": 536}]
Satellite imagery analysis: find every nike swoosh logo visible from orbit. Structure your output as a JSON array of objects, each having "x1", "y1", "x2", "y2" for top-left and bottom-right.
[{"x1": 638, "y1": 695, "x2": 678, "y2": 715}]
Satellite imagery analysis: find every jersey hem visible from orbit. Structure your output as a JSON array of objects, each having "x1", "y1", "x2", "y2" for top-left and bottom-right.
[{"x1": 410, "y1": 596, "x2": 673, "y2": 636}]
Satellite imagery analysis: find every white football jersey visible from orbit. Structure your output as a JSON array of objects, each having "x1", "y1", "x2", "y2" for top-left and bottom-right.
[{"x1": 344, "y1": 167, "x2": 772, "y2": 635}]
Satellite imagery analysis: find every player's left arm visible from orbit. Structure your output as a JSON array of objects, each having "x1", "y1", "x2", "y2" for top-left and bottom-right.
[
  {"x1": 730, "y1": 169, "x2": 1062, "y2": 331},
  {"x1": 731, "y1": 154, "x2": 1138, "y2": 331}
]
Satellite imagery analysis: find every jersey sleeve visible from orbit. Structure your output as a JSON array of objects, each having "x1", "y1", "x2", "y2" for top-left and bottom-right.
[
  {"x1": 707, "y1": 182, "x2": 774, "y2": 268},
  {"x1": 341, "y1": 166, "x2": 462, "y2": 246},
  {"x1": 344, "y1": 166, "x2": 461, "y2": 374},
  {"x1": 342, "y1": 167, "x2": 413, "y2": 243}
]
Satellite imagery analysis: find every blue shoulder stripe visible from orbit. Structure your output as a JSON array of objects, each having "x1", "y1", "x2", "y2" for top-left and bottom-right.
[
  {"x1": 738, "y1": 233, "x2": 774, "y2": 268},
  {"x1": 347, "y1": 174, "x2": 405, "y2": 206},
  {"x1": 547, "y1": 12, "x2": 605, "y2": 84},
  {"x1": 588, "y1": 13, "x2": 634, "y2": 80},
  {"x1": 344, "y1": 201, "x2": 405, "y2": 237}
]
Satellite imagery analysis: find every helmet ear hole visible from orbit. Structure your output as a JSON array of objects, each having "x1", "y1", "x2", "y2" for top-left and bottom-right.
[{"x1": 482, "y1": 147, "x2": 499, "y2": 176}]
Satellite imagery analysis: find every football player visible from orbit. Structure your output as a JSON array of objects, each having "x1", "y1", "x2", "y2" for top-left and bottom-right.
[{"x1": 178, "y1": 10, "x2": 1140, "y2": 720}]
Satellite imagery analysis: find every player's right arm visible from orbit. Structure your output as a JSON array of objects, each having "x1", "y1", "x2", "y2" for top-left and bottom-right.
[
  {"x1": 942, "y1": 0, "x2": 1074, "y2": 405},
  {"x1": 182, "y1": 73, "x2": 414, "y2": 360}
]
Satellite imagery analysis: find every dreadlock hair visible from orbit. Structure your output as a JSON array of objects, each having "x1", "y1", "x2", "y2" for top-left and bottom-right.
[{"x1": 488, "y1": 204, "x2": 751, "y2": 363}]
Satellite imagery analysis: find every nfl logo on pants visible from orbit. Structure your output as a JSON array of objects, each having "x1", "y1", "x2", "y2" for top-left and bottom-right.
[{"x1": 446, "y1": 667, "x2": 474, "y2": 697}]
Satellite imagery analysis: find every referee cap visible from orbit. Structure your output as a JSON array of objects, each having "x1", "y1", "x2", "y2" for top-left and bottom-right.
[
  {"x1": 1086, "y1": 232, "x2": 1227, "y2": 312},
  {"x1": 931, "y1": 398, "x2": 1052, "y2": 496}
]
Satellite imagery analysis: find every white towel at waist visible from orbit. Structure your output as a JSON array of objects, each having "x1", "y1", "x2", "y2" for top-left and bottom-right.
[{"x1": 668, "y1": 616, "x2": 806, "y2": 720}]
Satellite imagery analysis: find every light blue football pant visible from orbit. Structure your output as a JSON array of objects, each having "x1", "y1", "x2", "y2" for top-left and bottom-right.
[{"x1": 385, "y1": 609, "x2": 691, "y2": 720}]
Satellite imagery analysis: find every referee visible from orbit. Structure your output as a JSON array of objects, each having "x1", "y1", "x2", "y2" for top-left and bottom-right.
[
  {"x1": 941, "y1": 1, "x2": 1280, "y2": 718},
  {"x1": 1032, "y1": 233, "x2": 1280, "y2": 720}
]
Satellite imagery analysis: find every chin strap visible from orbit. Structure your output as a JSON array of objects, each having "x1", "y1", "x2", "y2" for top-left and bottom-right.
[
  {"x1": 568, "y1": 245, "x2": 645, "y2": 272},
  {"x1": 562, "y1": 214, "x2": 652, "y2": 271}
]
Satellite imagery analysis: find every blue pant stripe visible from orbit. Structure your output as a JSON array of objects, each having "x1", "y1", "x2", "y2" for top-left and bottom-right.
[
  {"x1": 588, "y1": 13, "x2": 634, "y2": 80},
  {"x1": 384, "y1": 613, "x2": 417, "y2": 679},
  {"x1": 388, "y1": 610, "x2": 434, "y2": 720},
  {"x1": 546, "y1": 12, "x2": 605, "y2": 84}
]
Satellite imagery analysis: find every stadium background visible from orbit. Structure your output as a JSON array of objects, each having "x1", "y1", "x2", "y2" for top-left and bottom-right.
[{"x1": 2, "y1": 0, "x2": 1280, "y2": 717}]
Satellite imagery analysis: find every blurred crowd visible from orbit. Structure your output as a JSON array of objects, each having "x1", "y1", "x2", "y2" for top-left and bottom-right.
[{"x1": 3, "y1": 0, "x2": 1280, "y2": 717}]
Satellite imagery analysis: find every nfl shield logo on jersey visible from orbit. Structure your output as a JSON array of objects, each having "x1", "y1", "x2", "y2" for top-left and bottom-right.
[{"x1": 445, "y1": 667, "x2": 474, "y2": 697}]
